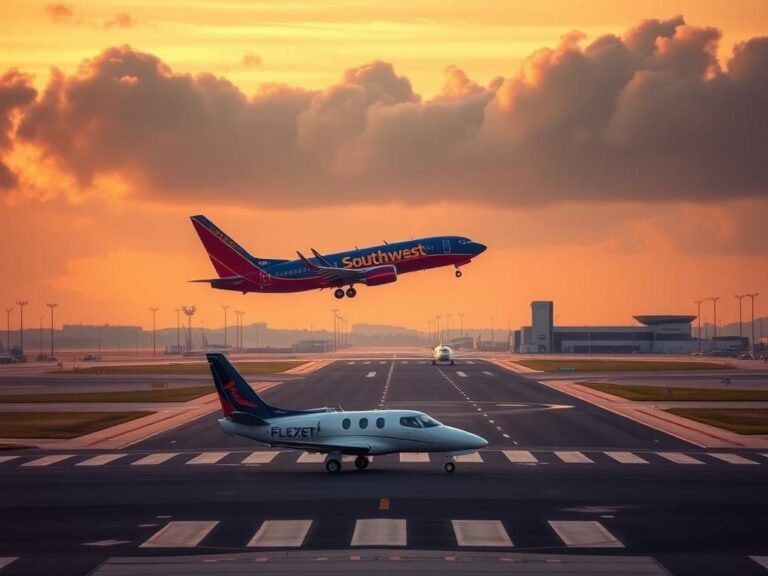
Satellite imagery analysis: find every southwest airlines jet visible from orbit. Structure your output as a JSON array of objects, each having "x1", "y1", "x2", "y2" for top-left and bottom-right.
[
  {"x1": 190, "y1": 215, "x2": 486, "y2": 299},
  {"x1": 207, "y1": 353, "x2": 488, "y2": 473}
]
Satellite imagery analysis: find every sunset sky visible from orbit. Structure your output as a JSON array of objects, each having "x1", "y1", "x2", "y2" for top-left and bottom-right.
[{"x1": 1, "y1": 0, "x2": 767, "y2": 334}]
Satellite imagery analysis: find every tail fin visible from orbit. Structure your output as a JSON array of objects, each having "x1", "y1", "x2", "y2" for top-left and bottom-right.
[
  {"x1": 190, "y1": 215, "x2": 265, "y2": 278},
  {"x1": 206, "y1": 353, "x2": 277, "y2": 418}
]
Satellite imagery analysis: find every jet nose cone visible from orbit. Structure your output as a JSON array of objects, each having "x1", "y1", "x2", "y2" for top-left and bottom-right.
[
  {"x1": 474, "y1": 242, "x2": 487, "y2": 255},
  {"x1": 467, "y1": 431, "x2": 488, "y2": 450}
]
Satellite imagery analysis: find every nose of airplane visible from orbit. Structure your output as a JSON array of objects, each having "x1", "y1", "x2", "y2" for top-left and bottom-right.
[
  {"x1": 467, "y1": 431, "x2": 489, "y2": 450},
  {"x1": 473, "y1": 242, "x2": 487, "y2": 255}
]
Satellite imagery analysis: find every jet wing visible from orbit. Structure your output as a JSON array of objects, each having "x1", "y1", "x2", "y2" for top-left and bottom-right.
[
  {"x1": 189, "y1": 276, "x2": 248, "y2": 289},
  {"x1": 296, "y1": 251, "x2": 371, "y2": 284}
]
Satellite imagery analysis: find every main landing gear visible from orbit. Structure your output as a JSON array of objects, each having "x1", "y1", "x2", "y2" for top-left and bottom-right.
[
  {"x1": 325, "y1": 452, "x2": 342, "y2": 473},
  {"x1": 354, "y1": 456, "x2": 369, "y2": 470},
  {"x1": 333, "y1": 286, "x2": 357, "y2": 299}
]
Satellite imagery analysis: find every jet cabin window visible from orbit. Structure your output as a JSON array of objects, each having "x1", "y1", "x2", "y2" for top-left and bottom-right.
[
  {"x1": 359, "y1": 418, "x2": 368, "y2": 429},
  {"x1": 342, "y1": 418, "x2": 350, "y2": 430},
  {"x1": 376, "y1": 417, "x2": 385, "y2": 429}
]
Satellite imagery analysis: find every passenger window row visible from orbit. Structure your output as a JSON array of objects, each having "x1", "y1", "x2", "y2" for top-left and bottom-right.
[{"x1": 342, "y1": 417, "x2": 386, "y2": 430}]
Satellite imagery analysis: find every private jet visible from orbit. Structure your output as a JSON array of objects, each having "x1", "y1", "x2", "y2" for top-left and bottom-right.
[{"x1": 207, "y1": 353, "x2": 487, "y2": 473}]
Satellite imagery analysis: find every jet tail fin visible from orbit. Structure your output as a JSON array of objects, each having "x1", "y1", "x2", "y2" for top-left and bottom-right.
[
  {"x1": 206, "y1": 353, "x2": 277, "y2": 418},
  {"x1": 190, "y1": 215, "x2": 271, "y2": 279}
]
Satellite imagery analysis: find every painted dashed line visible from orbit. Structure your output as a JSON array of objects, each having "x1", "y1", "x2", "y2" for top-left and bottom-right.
[
  {"x1": 379, "y1": 361, "x2": 395, "y2": 408},
  {"x1": 437, "y1": 367, "x2": 510, "y2": 441}
]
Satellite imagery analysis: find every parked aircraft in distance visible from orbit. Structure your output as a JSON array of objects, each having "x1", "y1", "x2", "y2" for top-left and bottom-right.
[
  {"x1": 433, "y1": 344, "x2": 455, "y2": 365},
  {"x1": 207, "y1": 353, "x2": 487, "y2": 473},
  {"x1": 190, "y1": 215, "x2": 486, "y2": 299}
]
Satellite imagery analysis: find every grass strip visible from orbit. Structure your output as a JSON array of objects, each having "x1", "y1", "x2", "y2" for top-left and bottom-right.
[
  {"x1": 581, "y1": 382, "x2": 768, "y2": 402},
  {"x1": 56, "y1": 360, "x2": 304, "y2": 376},
  {"x1": 0, "y1": 386, "x2": 213, "y2": 404},
  {"x1": 666, "y1": 408, "x2": 768, "y2": 435},
  {"x1": 516, "y1": 359, "x2": 731, "y2": 372},
  {"x1": 0, "y1": 411, "x2": 152, "y2": 439}
]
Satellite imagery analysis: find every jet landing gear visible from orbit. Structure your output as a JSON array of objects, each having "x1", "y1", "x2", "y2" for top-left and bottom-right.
[
  {"x1": 325, "y1": 452, "x2": 342, "y2": 473},
  {"x1": 354, "y1": 456, "x2": 369, "y2": 470},
  {"x1": 333, "y1": 286, "x2": 357, "y2": 299},
  {"x1": 445, "y1": 455, "x2": 456, "y2": 473},
  {"x1": 455, "y1": 268, "x2": 463, "y2": 278}
]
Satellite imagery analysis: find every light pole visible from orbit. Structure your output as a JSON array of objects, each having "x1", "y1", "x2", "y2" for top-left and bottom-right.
[
  {"x1": 446, "y1": 313, "x2": 452, "y2": 344},
  {"x1": 735, "y1": 294, "x2": 745, "y2": 346},
  {"x1": 331, "y1": 309, "x2": 339, "y2": 351},
  {"x1": 222, "y1": 305, "x2": 230, "y2": 347},
  {"x1": 39, "y1": 314, "x2": 44, "y2": 357},
  {"x1": 694, "y1": 300, "x2": 705, "y2": 355},
  {"x1": 181, "y1": 306, "x2": 196, "y2": 352},
  {"x1": 16, "y1": 301, "x2": 28, "y2": 358},
  {"x1": 46, "y1": 303, "x2": 57, "y2": 357},
  {"x1": 459, "y1": 313, "x2": 464, "y2": 339},
  {"x1": 491, "y1": 316, "x2": 495, "y2": 351},
  {"x1": 234, "y1": 310, "x2": 242, "y2": 349},
  {"x1": 174, "y1": 308, "x2": 181, "y2": 350},
  {"x1": 708, "y1": 297, "x2": 720, "y2": 350},
  {"x1": 149, "y1": 307, "x2": 158, "y2": 356},
  {"x1": 4, "y1": 308, "x2": 12, "y2": 351},
  {"x1": 435, "y1": 315, "x2": 442, "y2": 344},
  {"x1": 746, "y1": 293, "x2": 759, "y2": 356}
]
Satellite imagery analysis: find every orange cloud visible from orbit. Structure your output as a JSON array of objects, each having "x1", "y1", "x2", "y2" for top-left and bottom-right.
[{"x1": 45, "y1": 3, "x2": 74, "y2": 24}]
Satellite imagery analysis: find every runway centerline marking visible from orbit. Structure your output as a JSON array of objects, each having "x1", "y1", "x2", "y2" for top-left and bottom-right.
[
  {"x1": 379, "y1": 497, "x2": 390, "y2": 511},
  {"x1": 366, "y1": 372, "x2": 376, "y2": 378},
  {"x1": 456, "y1": 371, "x2": 467, "y2": 378}
]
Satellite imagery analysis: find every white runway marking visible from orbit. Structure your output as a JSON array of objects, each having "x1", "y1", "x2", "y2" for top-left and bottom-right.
[
  {"x1": 140, "y1": 521, "x2": 218, "y2": 548},
  {"x1": 363, "y1": 361, "x2": 371, "y2": 365},
  {"x1": 379, "y1": 361, "x2": 386, "y2": 364},
  {"x1": 132, "y1": 453, "x2": 178, "y2": 466},
  {"x1": 453, "y1": 520, "x2": 512, "y2": 547},
  {"x1": 248, "y1": 520, "x2": 312, "y2": 547},
  {"x1": 656, "y1": 452, "x2": 704, "y2": 465},
  {"x1": 242, "y1": 452, "x2": 278, "y2": 465},
  {"x1": 399, "y1": 452, "x2": 430, "y2": 463},
  {"x1": 456, "y1": 371, "x2": 467, "y2": 377},
  {"x1": 347, "y1": 361, "x2": 356, "y2": 365},
  {"x1": 0, "y1": 456, "x2": 19, "y2": 464},
  {"x1": 455, "y1": 453, "x2": 483, "y2": 463},
  {"x1": 548, "y1": 521, "x2": 624, "y2": 548},
  {"x1": 750, "y1": 556, "x2": 768, "y2": 570},
  {"x1": 366, "y1": 372, "x2": 376, "y2": 378},
  {"x1": 297, "y1": 452, "x2": 326, "y2": 463},
  {"x1": 77, "y1": 454, "x2": 127, "y2": 466},
  {"x1": 0, "y1": 558, "x2": 18, "y2": 570},
  {"x1": 555, "y1": 451, "x2": 594, "y2": 464},
  {"x1": 22, "y1": 454, "x2": 74, "y2": 467},
  {"x1": 351, "y1": 519, "x2": 406, "y2": 546},
  {"x1": 503, "y1": 450, "x2": 538, "y2": 463},
  {"x1": 482, "y1": 371, "x2": 493, "y2": 376},
  {"x1": 707, "y1": 453, "x2": 759, "y2": 465},
  {"x1": 466, "y1": 361, "x2": 475, "y2": 364},
  {"x1": 604, "y1": 452, "x2": 648, "y2": 464},
  {"x1": 186, "y1": 452, "x2": 229, "y2": 465},
  {"x1": 402, "y1": 360, "x2": 408, "y2": 364}
]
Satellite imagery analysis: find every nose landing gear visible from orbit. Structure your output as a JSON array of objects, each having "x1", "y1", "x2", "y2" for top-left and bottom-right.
[
  {"x1": 445, "y1": 461, "x2": 456, "y2": 473},
  {"x1": 455, "y1": 268, "x2": 462, "y2": 278}
]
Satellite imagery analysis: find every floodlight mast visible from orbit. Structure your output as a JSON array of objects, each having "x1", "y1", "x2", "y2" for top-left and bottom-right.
[{"x1": 181, "y1": 306, "x2": 196, "y2": 352}]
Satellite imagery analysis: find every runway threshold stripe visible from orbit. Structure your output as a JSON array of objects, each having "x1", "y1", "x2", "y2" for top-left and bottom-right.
[
  {"x1": 707, "y1": 453, "x2": 759, "y2": 465},
  {"x1": 605, "y1": 452, "x2": 648, "y2": 464},
  {"x1": 186, "y1": 452, "x2": 229, "y2": 465},
  {"x1": 242, "y1": 452, "x2": 279, "y2": 464},
  {"x1": 0, "y1": 558, "x2": 18, "y2": 570},
  {"x1": 132, "y1": 453, "x2": 178, "y2": 466},
  {"x1": 140, "y1": 521, "x2": 218, "y2": 548},
  {"x1": 750, "y1": 556, "x2": 768, "y2": 571},
  {"x1": 548, "y1": 521, "x2": 624, "y2": 548},
  {"x1": 347, "y1": 361, "x2": 356, "y2": 365},
  {"x1": 455, "y1": 453, "x2": 483, "y2": 463},
  {"x1": 503, "y1": 450, "x2": 538, "y2": 463},
  {"x1": 456, "y1": 371, "x2": 468, "y2": 377},
  {"x1": 399, "y1": 452, "x2": 430, "y2": 463},
  {"x1": 466, "y1": 361, "x2": 475, "y2": 364},
  {"x1": 452, "y1": 520, "x2": 513, "y2": 547},
  {"x1": 555, "y1": 451, "x2": 594, "y2": 464},
  {"x1": 656, "y1": 452, "x2": 704, "y2": 465},
  {"x1": 351, "y1": 519, "x2": 406, "y2": 546},
  {"x1": 22, "y1": 454, "x2": 74, "y2": 467},
  {"x1": 77, "y1": 454, "x2": 127, "y2": 466},
  {"x1": 366, "y1": 372, "x2": 376, "y2": 378},
  {"x1": 248, "y1": 520, "x2": 312, "y2": 547},
  {"x1": 0, "y1": 456, "x2": 19, "y2": 464},
  {"x1": 482, "y1": 371, "x2": 494, "y2": 376},
  {"x1": 297, "y1": 452, "x2": 326, "y2": 463}
]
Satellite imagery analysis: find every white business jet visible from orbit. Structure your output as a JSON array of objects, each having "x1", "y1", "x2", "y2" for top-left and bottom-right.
[
  {"x1": 207, "y1": 353, "x2": 487, "y2": 473},
  {"x1": 432, "y1": 344, "x2": 455, "y2": 365}
]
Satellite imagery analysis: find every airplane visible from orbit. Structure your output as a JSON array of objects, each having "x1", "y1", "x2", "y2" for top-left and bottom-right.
[
  {"x1": 190, "y1": 215, "x2": 486, "y2": 299},
  {"x1": 206, "y1": 353, "x2": 488, "y2": 473},
  {"x1": 432, "y1": 344, "x2": 455, "y2": 365}
]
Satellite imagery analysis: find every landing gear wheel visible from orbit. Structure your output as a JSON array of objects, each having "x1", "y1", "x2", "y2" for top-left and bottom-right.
[
  {"x1": 346, "y1": 286, "x2": 357, "y2": 298},
  {"x1": 334, "y1": 288, "x2": 345, "y2": 299},
  {"x1": 450, "y1": 360, "x2": 455, "y2": 365},
  {"x1": 326, "y1": 458, "x2": 341, "y2": 473},
  {"x1": 354, "y1": 456, "x2": 369, "y2": 470},
  {"x1": 455, "y1": 269, "x2": 462, "y2": 278},
  {"x1": 445, "y1": 461, "x2": 456, "y2": 473}
]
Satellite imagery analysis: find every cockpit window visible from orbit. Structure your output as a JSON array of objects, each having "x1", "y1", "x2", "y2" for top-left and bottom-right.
[
  {"x1": 458, "y1": 238, "x2": 471, "y2": 244},
  {"x1": 418, "y1": 415, "x2": 440, "y2": 428},
  {"x1": 400, "y1": 416, "x2": 422, "y2": 428}
]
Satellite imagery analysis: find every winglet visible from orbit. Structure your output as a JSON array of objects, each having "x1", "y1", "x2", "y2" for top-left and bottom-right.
[
  {"x1": 310, "y1": 248, "x2": 333, "y2": 267},
  {"x1": 296, "y1": 251, "x2": 320, "y2": 271}
]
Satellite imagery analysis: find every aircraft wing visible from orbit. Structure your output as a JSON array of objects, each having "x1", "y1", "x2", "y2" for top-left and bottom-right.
[
  {"x1": 297, "y1": 250, "x2": 383, "y2": 285},
  {"x1": 189, "y1": 276, "x2": 248, "y2": 289}
]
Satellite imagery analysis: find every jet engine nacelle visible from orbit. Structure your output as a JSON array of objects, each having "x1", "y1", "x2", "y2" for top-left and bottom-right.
[{"x1": 363, "y1": 265, "x2": 398, "y2": 286}]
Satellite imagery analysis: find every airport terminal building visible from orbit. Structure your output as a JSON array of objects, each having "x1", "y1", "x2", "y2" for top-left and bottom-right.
[{"x1": 515, "y1": 301, "x2": 746, "y2": 354}]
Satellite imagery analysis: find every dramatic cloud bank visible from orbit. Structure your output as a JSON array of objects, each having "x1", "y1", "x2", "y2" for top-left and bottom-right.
[{"x1": 3, "y1": 17, "x2": 767, "y2": 206}]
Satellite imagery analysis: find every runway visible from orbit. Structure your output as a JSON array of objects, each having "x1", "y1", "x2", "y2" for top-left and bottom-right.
[{"x1": 1, "y1": 359, "x2": 766, "y2": 575}]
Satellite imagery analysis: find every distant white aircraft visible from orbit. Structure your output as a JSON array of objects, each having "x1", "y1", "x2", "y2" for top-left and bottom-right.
[
  {"x1": 207, "y1": 353, "x2": 487, "y2": 473},
  {"x1": 432, "y1": 344, "x2": 455, "y2": 365}
]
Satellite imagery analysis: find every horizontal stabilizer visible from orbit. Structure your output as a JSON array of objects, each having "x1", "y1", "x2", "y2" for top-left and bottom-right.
[{"x1": 230, "y1": 412, "x2": 269, "y2": 426}]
